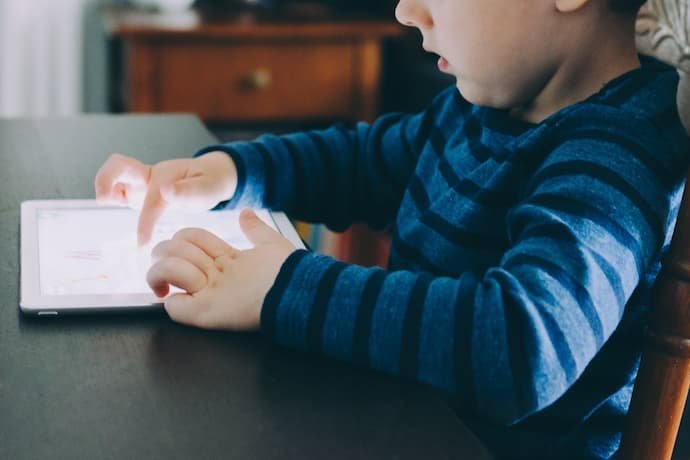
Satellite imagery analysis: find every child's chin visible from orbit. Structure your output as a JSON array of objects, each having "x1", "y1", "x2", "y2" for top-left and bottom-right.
[
  {"x1": 456, "y1": 81, "x2": 515, "y2": 110},
  {"x1": 455, "y1": 82, "x2": 491, "y2": 107}
]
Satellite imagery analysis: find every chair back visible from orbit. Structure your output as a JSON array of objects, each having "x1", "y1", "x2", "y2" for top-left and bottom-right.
[{"x1": 618, "y1": 1, "x2": 690, "y2": 459}]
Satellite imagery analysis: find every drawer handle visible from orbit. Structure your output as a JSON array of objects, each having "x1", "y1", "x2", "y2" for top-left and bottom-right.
[{"x1": 246, "y1": 68, "x2": 272, "y2": 90}]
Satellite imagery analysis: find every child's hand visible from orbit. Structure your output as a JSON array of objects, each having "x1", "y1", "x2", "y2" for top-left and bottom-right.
[
  {"x1": 146, "y1": 209, "x2": 298, "y2": 331},
  {"x1": 94, "y1": 152, "x2": 237, "y2": 245}
]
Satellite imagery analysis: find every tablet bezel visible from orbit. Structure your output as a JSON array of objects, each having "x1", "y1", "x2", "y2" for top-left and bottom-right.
[{"x1": 20, "y1": 200, "x2": 306, "y2": 315}]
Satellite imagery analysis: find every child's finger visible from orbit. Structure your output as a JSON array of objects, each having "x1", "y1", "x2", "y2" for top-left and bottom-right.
[
  {"x1": 239, "y1": 208, "x2": 280, "y2": 246},
  {"x1": 173, "y1": 227, "x2": 239, "y2": 260},
  {"x1": 151, "y1": 238, "x2": 216, "y2": 275},
  {"x1": 113, "y1": 183, "x2": 126, "y2": 199},
  {"x1": 164, "y1": 292, "x2": 203, "y2": 326},
  {"x1": 137, "y1": 187, "x2": 167, "y2": 246},
  {"x1": 96, "y1": 183, "x2": 128, "y2": 206},
  {"x1": 95, "y1": 168, "x2": 125, "y2": 203},
  {"x1": 147, "y1": 256, "x2": 207, "y2": 297},
  {"x1": 94, "y1": 154, "x2": 121, "y2": 200}
]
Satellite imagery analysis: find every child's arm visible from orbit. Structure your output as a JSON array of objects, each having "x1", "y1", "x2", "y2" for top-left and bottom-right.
[
  {"x1": 194, "y1": 87, "x2": 460, "y2": 231},
  {"x1": 251, "y1": 113, "x2": 687, "y2": 425}
]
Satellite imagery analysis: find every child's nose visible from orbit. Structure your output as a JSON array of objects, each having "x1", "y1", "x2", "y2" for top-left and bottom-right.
[{"x1": 395, "y1": 0, "x2": 433, "y2": 29}]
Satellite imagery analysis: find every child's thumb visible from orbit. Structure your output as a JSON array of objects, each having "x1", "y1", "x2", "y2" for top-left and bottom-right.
[{"x1": 239, "y1": 209, "x2": 278, "y2": 246}]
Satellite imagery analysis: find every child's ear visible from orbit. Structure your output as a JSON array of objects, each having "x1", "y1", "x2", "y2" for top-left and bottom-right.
[{"x1": 555, "y1": 0, "x2": 591, "y2": 13}]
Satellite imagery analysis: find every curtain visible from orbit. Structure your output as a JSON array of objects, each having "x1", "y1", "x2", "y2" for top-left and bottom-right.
[{"x1": 0, "y1": 0, "x2": 90, "y2": 116}]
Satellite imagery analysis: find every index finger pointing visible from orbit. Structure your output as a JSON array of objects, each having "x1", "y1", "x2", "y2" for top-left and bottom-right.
[{"x1": 137, "y1": 186, "x2": 167, "y2": 246}]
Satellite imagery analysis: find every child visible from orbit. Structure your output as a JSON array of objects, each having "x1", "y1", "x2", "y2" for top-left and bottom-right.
[{"x1": 94, "y1": 0, "x2": 690, "y2": 458}]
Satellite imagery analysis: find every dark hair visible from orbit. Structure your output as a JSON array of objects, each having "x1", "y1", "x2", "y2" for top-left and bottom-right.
[{"x1": 609, "y1": 0, "x2": 647, "y2": 14}]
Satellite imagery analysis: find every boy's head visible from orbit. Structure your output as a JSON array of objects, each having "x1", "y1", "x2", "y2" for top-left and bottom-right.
[{"x1": 396, "y1": 0, "x2": 644, "y2": 121}]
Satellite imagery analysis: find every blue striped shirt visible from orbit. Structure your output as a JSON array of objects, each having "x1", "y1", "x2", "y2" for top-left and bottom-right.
[{"x1": 196, "y1": 55, "x2": 690, "y2": 459}]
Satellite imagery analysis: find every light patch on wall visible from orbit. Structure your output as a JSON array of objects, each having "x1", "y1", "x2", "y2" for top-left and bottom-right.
[{"x1": 0, "y1": 0, "x2": 91, "y2": 116}]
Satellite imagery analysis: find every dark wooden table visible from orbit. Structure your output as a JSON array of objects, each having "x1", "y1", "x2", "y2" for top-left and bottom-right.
[{"x1": 0, "y1": 115, "x2": 491, "y2": 460}]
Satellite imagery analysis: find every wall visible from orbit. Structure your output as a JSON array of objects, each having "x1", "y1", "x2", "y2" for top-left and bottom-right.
[{"x1": 0, "y1": 0, "x2": 109, "y2": 116}]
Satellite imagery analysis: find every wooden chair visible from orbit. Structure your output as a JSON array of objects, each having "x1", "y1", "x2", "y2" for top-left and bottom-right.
[{"x1": 618, "y1": 1, "x2": 690, "y2": 459}]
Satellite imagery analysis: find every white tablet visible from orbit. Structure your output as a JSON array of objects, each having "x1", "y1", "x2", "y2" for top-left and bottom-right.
[{"x1": 20, "y1": 200, "x2": 306, "y2": 315}]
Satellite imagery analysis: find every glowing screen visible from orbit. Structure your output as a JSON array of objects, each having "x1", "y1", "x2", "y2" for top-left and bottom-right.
[{"x1": 36, "y1": 207, "x2": 275, "y2": 295}]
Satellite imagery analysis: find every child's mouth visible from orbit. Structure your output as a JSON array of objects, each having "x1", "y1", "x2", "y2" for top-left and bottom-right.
[{"x1": 438, "y1": 56, "x2": 451, "y2": 73}]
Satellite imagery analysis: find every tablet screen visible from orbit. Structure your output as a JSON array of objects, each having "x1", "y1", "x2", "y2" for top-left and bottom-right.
[{"x1": 36, "y1": 207, "x2": 275, "y2": 296}]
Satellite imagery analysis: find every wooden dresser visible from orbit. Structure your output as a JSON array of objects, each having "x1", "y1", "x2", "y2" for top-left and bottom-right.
[{"x1": 103, "y1": 5, "x2": 402, "y2": 124}]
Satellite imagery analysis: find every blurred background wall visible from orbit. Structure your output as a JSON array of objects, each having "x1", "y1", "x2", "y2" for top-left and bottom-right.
[
  {"x1": 0, "y1": 0, "x2": 452, "y2": 118},
  {"x1": 0, "y1": 0, "x2": 109, "y2": 116}
]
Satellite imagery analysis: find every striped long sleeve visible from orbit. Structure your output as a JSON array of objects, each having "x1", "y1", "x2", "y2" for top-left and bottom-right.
[
  {"x1": 260, "y1": 110, "x2": 685, "y2": 425},
  {"x1": 195, "y1": 92, "x2": 452, "y2": 232},
  {"x1": 197, "y1": 56, "x2": 690, "y2": 459}
]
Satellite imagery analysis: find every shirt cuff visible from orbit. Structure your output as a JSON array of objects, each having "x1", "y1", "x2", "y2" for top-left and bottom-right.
[
  {"x1": 260, "y1": 249, "x2": 341, "y2": 348},
  {"x1": 194, "y1": 143, "x2": 266, "y2": 209}
]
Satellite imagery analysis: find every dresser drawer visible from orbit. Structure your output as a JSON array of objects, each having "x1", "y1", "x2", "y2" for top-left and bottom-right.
[{"x1": 149, "y1": 42, "x2": 355, "y2": 122}]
